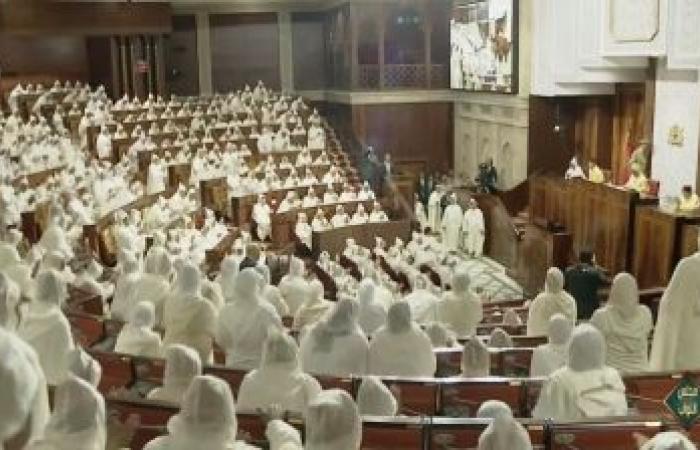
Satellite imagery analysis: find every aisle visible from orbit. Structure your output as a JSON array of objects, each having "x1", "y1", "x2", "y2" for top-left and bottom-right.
[{"x1": 456, "y1": 254, "x2": 524, "y2": 301}]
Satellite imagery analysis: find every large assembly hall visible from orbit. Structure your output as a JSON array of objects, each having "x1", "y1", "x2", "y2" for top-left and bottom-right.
[{"x1": 1, "y1": 1, "x2": 700, "y2": 449}]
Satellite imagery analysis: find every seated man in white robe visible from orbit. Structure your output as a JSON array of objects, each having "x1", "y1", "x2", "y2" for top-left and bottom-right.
[
  {"x1": 339, "y1": 184, "x2": 357, "y2": 202},
  {"x1": 323, "y1": 184, "x2": 339, "y2": 204},
  {"x1": 331, "y1": 205, "x2": 349, "y2": 228},
  {"x1": 678, "y1": 185, "x2": 700, "y2": 211},
  {"x1": 311, "y1": 208, "x2": 330, "y2": 232},
  {"x1": 624, "y1": 163, "x2": 650, "y2": 194},
  {"x1": 565, "y1": 157, "x2": 585, "y2": 180},
  {"x1": 295, "y1": 212, "x2": 313, "y2": 250},
  {"x1": 95, "y1": 126, "x2": 112, "y2": 160},
  {"x1": 301, "y1": 167, "x2": 318, "y2": 186},
  {"x1": 147, "y1": 155, "x2": 167, "y2": 195},
  {"x1": 295, "y1": 148, "x2": 312, "y2": 167},
  {"x1": 357, "y1": 181, "x2": 375, "y2": 201},
  {"x1": 368, "y1": 301, "x2": 436, "y2": 377},
  {"x1": 527, "y1": 267, "x2": 577, "y2": 336},
  {"x1": 294, "y1": 279, "x2": 333, "y2": 331},
  {"x1": 307, "y1": 123, "x2": 326, "y2": 150},
  {"x1": 530, "y1": 314, "x2": 573, "y2": 377},
  {"x1": 302, "y1": 187, "x2": 320, "y2": 208},
  {"x1": 237, "y1": 330, "x2": 321, "y2": 416},
  {"x1": 533, "y1": 324, "x2": 627, "y2": 421},
  {"x1": 369, "y1": 201, "x2": 389, "y2": 222},
  {"x1": 590, "y1": 272, "x2": 652, "y2": 373},
  {"x1": 475, "y1": 401, "x2": 533, "y2": 450},
  {"x1": 273, "y1": 127, "x2": 290, "y2": 152},
  {"x1": 351, "y1": 203, "x2": 369, "y2": 225},
  {"x1": 312, "y1": 150, "x2": 330, "y2": 166},
  {"x1": 277, "y1": 191, "x2": 297, "y2": 214},
  {"x1": 252, "y1": 194, "x2": 272, "y2": 241},
  {"x1": 264, "y1": 390, "x2": 361, "y2": 450}
]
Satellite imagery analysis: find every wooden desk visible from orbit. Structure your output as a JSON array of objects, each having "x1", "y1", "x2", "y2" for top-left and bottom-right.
[
  {"x1": 632, "y1": 206, "x2": 700, "y2": 288},
  {"x1": 311, "y1": 220, "x2": 412, "y2": 257},
  {"x1": 530, "y1": 177, "x2": 657, "y2": 275},
  {"x1": 270, "y1": 200, "x2": 375, "y2": 248},
  {"x1": 229, "y1": 183, "x2": 346, "y2": 228}
]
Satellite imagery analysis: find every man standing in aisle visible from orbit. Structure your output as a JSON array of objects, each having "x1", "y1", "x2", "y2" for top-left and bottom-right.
[
  {"x1": 462, "y1": 198, "x2": 485, "y2": 258},
  {"x1": 441, "y1": 194, "x2": 463, "y2": 251},
  {"x1": 564, "y1": 250, "x2": 605, "y2": 321}
]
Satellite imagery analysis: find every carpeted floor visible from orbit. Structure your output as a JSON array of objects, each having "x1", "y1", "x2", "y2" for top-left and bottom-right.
[{"x1": 455, "y1": 254, "x2": 524, "y2": 301}]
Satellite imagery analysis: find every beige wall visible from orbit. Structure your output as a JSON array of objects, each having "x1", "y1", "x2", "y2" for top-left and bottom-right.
[{"x1": 453, "y1": 0, "x2": 531, "y2": 189}]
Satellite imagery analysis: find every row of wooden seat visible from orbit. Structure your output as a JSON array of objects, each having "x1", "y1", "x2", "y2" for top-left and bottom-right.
[
  {"x1": 81, "y1": 343, "x2": 700, "y2": 427},
  {"x1": 107, "y1": 394, "x2": 672, "y2": 450}
]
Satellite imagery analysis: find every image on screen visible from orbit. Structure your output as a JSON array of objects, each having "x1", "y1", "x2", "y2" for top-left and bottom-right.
[{"x1": 450, "y1": 0, "x2": 518, "y2": 93}]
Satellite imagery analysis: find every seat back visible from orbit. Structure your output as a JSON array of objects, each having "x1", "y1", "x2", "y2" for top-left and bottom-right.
[
  {"x1": 90, "y1": 350, "x2": 135, "y2": 393},
  {"x1": 438, "y1": 378, "x2": 526, "y2": 417},
  {"x1": 67, "y1": 312, "x2": 105, "y2": 348},
  {"x1": 203, "y1": 365, "x2": 247, "y2": 396},
  {"x1": 429, "y1": 418, "x2": 546, "y2": 450},
  {"x1": 547, "y1": 418, "x2": 664, "y2": 450},
  {"x1": 381, "y1": 378, "x2": 438, "y2": 416},
  {"x1": 361, "y1": 416, "x2": 426, "y2": 450}
]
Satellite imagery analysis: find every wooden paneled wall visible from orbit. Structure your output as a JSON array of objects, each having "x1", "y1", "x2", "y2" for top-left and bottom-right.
[
  {"x1": 527, "y1": 96, "x2": 577, "y2": 176},
  {"x1": 210, "y1": 13, "x2": 280, "y2": 92},
  {"x1": 529, "y1": 87, "x2": 647, "y2": 181},
  {"x1": 611, "y1": 83, "x2": 647, "y2": 184},
  {"x1": 346, "y1": 102, "x2": 453, "y2": 172},
  {"x1": 164, "y1": 15, "x2": 199, "y2": 97},
  {"x1": 572, "y1": 97, "x2": 614, "y2": 169},
  {"x1": 292, "y1": 12, "x2": 326, "y2": 91},
  {"x1": 0, "y1": 1, "x2": 172, "y2": 35},
  {"x1": 529, "y1": 176, "x2": 656, "y2": 275},
  {"x1": 0, "y1": 35, "x2": 90, "y2": 81}
]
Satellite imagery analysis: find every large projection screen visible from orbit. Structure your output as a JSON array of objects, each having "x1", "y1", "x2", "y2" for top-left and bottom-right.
[{"x1": 450, "y1": 0, "x2": 518, "y2": 93}]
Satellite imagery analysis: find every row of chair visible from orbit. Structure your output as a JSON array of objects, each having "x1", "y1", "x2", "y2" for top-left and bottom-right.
[{"x1": 108, "y1": 395, "x2": 674, "y2": 450}]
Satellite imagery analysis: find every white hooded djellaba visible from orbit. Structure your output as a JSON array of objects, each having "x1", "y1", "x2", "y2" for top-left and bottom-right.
[
  {"x1": 357, "y1": 279, "x2": 387, "y2": 336},
  {"x1": 147, "y1": 344, "x2": 202, "y2": 405},
  {"x1": 265, "y1": 389, "x2": 362, "y2": 450},
  {"x1": 438, "y1": 267, "x2": 483, "y2": 336},
  {"x1": 526, "y1": 267, "x2": 577, "y2": 336},
  {"x1": 300, "y1": 298, "x2": 369, "y2": 377},
  {"x1": 476, "y1": 400, "x2": 532, "y2": 450},
  {"x1": 461, "y1": 336, "x2": 491, "y2": 377},
  {"x1": 368, "y1": 301, "x2": 436, "y2": 377},
  {"x1": 279, "y1": 257, "x2": 308, "y2": 315},
  {"x1": 0, "y1": 327, "x2": 50, "y2": 448},
  {"x1": 163, "y1": 263, "x2": 218, "y2": 364},
  {"x1": 237, "y1": 331, "x2": 322, "y2": 417},
  {"x1": 533, "y1": 324, "x2": 627, "y2": 421},
  {"x1": 357, "y1": 376, "x2": 398, "y2": 417},
  {"x1": 144, "y1": 375, "x2": 259, "y2": 450},
  {"x1": 114, "y1": 301, "x2": 163, "y2": 358},
  {"x1": 650, "y1": 241, "x2": 700, "y2": 371},
  {"x1": 216, "y1": 268, "x2": 282, "y2": 370},
  {"x1": 530, "y1": 314, "x2": 573, "y2": 377},
  {"x1": 27, "y1": 376, "x2": 106, "y2": 450},
  {"x1": 18, "y1": 269, "x2": 75, "y2": 385},
  {"x1": 590, "y1": 272, "x2": 652, "y2": 373}
]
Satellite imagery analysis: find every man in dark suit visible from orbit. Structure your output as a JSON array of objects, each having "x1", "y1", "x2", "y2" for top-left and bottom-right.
[
  {"x1": 564, "y1": 250, "x2": 606, "y2": 320},
  {"x1": 239, "y1": 244, "x2": 261, "y2": 272}
]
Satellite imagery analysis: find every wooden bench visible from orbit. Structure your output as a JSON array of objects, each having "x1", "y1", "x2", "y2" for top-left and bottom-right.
[
  {"x1": 362, "y1": 416, "x2": 425, "y2": 450},
  {"x1": 437, "y1": 378, "x2": 527, "y2": 418},
  {"x1": 429, "y1": 418, "x2": 546, "y2": 450},
  {"x1": 546, "y1": 418, "x2": 664, "y2": 450}
]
